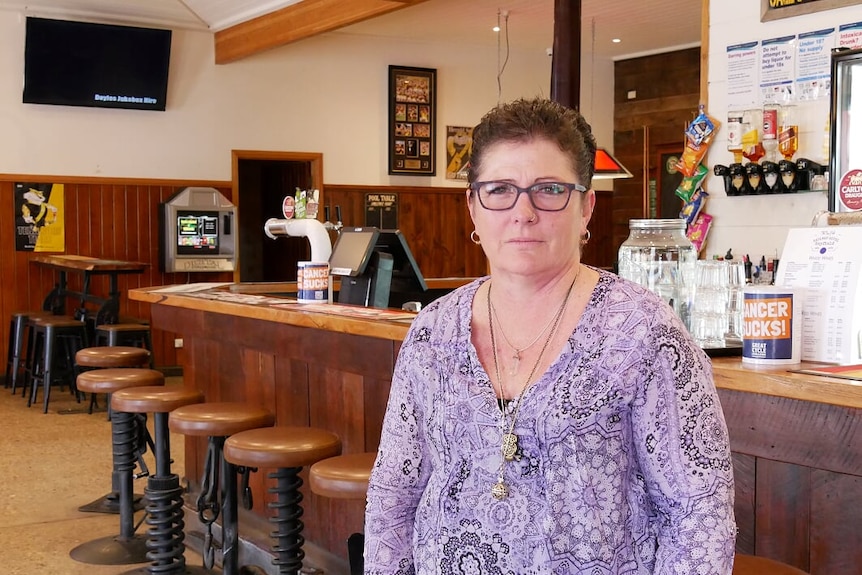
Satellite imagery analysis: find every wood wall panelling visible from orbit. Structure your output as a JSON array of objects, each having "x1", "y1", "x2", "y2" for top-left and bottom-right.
[
  {"x1": 810, "y1": 470, "x2": 862, "y2": 575},
  {"x1": 0, "y1": 178, "x2": 234, "y2": 374},
  {"x1": 613, "y1": 48, "x2": 702, "y2": 260},
  {"x1": 732, "y1": 452, "x2": 756, "y2": 555},
  {"x1": 719, "y1": 387, "x2": 862, "y2": 571},
  {"x1": 755, "y1": 459, "x2": 810, "y2": 570}
]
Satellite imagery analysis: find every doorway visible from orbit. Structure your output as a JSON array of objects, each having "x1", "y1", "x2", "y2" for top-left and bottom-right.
[{"x1": 231, "y1": 150, "x2": 323, "y2": 283}]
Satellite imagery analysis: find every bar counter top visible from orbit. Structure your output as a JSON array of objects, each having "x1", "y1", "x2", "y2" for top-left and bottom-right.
[{"x1": 129, "y1": 282, "x2": 862, "y2": 410}]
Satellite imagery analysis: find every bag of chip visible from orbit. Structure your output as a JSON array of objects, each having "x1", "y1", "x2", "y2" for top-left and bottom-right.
[
  {"x1": 687, "y1": 212, "x2": 713, "y2": 254},
  {"x1": 675, "y1": 163, "x2": 709, "y2": 203},
  {"x1": 680, "y1": 187, "x2": 709, "y2": 227}
]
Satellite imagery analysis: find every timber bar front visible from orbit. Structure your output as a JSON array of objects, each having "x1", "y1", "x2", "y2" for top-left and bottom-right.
[{"x1": 130, "y1": 283, "x2": 862, "y2": 574}]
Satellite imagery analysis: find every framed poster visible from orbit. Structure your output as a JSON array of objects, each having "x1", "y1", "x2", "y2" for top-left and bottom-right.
[
  {"x1": 761, "y1": 0, "x2": 858, "y2": 22},
  {"x1": 446, "y1": 126, "x2": 473, "y2": 180},
  {"x1": 389, "y1": 65, "x2": 436, "y2": 176},
  {"x1": 14, "y1": 182, "x2": 65, "y2": 252}
]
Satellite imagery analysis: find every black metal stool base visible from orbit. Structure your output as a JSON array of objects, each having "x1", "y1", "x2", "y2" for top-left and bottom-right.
[
  {"x1": 69, "y1": 534, "x2": 149, "y2": 565},
  {"x1": 78, "y1": 491, "x2": 146, "y2": 514},
  {"x1": 120, "y1": 564, "x2": 216, "y2": 575}
]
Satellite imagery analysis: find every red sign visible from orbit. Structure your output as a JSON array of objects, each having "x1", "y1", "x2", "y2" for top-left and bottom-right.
[{"x1": 838, "y1": 168, "x2": 862, "y2": 211}]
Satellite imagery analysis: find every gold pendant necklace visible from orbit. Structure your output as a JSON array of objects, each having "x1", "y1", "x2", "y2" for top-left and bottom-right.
[{"x1": 487, "y1": 268, "x2": 579, "y2": 500}]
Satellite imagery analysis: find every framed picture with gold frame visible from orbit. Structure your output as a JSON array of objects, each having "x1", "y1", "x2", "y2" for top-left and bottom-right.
[
  {"x1": 389, "y1": 65, "x2": 436, "y2": 176},
  {"x1": 761, "y1": 0, "x2": 858, "y2": 22}
]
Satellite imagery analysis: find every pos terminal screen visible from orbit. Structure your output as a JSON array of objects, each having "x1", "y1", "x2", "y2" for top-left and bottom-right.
[{"x1": 329, "y1": 227, "x2": 380, "y2": 276}]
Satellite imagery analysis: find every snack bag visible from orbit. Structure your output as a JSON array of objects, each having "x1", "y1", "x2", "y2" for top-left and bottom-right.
[
  {"x1": 676, "y1": 106, "x2": 721, "y2": 177},
  {"x1": 687, "y1": 212, "x2": 713, "y2": 254},
  {"x1": 685, "y1": 107, "x2": 719, "y2": 147},
  {"x1": 674, "y1": 163, "x2": 709, "y2": 203},
  {"x1": 680, "y1": 187, "x2": 709, "y2": 227}
]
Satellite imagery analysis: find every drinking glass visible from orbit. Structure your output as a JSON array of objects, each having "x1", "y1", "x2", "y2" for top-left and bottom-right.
[
  {"x1": 689, "y1": 260, "x2": 730, "y2": 348},
  {"x1": 725, "y1": 261, "x2": 746, "y2": 343}
]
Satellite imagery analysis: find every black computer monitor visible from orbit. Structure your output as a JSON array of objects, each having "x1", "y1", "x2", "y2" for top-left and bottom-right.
[
  {"x1": 329, "y1": 227, "x2": 427, "y2": 309},
  {"x1": 374, "y1": 229, "x2": 428, "y2": 294},
  {"x1": 329, "y1": 227, "x2": 392, "y2": 308},
  {"x1": 328, "y1": 227, "x2": 378, "y2": 277}
]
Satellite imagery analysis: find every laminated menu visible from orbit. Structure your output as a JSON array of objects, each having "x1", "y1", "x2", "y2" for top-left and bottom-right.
[{"x1": 775, "y1": 227, "x2": 862, "y2": 364}]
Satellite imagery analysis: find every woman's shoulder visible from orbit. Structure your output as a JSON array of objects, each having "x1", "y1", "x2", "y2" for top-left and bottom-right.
[
  {"x1": 404, "y1": 277, "x2": 484, "y2": 341},
  {"x1": 588, "y1": 269, "x2": 683, "y2": 334}
]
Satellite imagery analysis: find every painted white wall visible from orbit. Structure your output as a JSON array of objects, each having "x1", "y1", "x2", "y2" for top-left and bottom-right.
[
  {"x1": 706, "y1": 1, "x2": 862, "y2": 261},
  {"x1": 0, "y1": 10, "x2": 571, "y2": 187}
]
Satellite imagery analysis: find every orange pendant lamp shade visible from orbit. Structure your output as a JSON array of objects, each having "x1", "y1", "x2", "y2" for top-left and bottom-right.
[{"x1": 593, "y1": 148, "x2": 633, "y2": 179}]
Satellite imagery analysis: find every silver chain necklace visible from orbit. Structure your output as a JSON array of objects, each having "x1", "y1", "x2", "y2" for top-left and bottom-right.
[
  {"x1": 490, "y1": 297, "x2": 560, "y2": 375},
  {"x1": 487, "y1": 270, "x2": 578, "y2": 500}
]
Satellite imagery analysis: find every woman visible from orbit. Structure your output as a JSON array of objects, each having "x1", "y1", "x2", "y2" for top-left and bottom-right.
[{"x1": 365, "y1": 97, "x2": 736, "y2": 574}]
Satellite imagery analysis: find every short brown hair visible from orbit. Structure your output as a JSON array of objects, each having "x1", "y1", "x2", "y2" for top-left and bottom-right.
[{"x1": 467, "y1": 97, "x2": 597, "y2": 189}]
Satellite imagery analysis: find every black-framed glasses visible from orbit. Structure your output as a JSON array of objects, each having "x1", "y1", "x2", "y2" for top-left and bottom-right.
[{"x1": 469, "y1": 181, "x2": 587, "y2": 211}]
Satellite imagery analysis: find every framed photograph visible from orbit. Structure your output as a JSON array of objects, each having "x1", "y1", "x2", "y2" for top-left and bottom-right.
[{"x1": 389, "y1": 66, "x2": 436, "y2": 176}]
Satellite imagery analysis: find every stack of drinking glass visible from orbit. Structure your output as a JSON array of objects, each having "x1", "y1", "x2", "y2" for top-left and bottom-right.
[{"x1": 688, "y1": 260, "x2": 746, "y2": 348}]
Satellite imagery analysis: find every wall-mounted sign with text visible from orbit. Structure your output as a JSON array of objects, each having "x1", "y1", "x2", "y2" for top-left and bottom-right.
[
  {"x1": 762, "y1": 0, "x2": 857, "y2": 21},
  {"x1": 365, "y1": 193, "x2": 398, "y2": 229}
]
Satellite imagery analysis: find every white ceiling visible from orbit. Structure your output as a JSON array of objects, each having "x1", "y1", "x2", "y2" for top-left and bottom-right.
[{"x1": 0, "y1": 0, "x2": 701, "y2": 61}]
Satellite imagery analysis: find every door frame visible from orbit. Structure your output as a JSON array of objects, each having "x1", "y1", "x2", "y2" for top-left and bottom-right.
[{"x1": 230, "y1": 150, "x2": 324, "y2": 282}]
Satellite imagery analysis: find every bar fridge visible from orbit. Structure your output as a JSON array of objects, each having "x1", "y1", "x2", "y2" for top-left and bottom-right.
[{"x1": 829, "y1": 46, "x2": 862, "y2": 212}]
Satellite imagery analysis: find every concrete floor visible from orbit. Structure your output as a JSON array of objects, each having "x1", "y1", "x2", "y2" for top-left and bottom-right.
[{"x1": 0, "y1": 376, "x2": 207, "y2": 575}]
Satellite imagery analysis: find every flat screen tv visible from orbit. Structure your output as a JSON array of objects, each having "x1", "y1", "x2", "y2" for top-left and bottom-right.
[
  {"x1": 23, "y1": 17, "x2": 172, "y2": 111},
  {"x1": 176, "y1": 211, "x2": 219, "y2": 255}
]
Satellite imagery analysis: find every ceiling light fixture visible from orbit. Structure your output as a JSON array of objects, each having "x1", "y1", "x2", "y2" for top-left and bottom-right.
[
  {"x1": 589, "y1": 18, "x2": 632, "y2": 180},
  {"x1": 612, "y1": 38, "x2": 621, "y2": 43}
]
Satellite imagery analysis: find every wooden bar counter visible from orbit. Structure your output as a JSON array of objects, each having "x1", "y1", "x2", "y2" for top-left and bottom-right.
[{"x1": 130, "y1": 283, "x2": 862, "y2": 574}]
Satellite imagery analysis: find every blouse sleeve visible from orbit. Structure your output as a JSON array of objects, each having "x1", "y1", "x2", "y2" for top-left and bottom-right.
[
  {"x1": 632, "y1": 317, "x2": 737, "y2": 574},
  {"x1": 364, "y1": 325, "x2": 432, "y2": 575}
]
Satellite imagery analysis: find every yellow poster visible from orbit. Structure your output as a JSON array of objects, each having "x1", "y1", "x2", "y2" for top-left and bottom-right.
[
  {"x1": 14, "y1": 182, "x2": 65, "y2": 252},
  {"x1": 446, "y1": 126, "x2": 473, "y2": 180}
]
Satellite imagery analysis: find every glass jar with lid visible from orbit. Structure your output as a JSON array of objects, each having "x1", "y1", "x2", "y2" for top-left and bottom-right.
[{"x1": 617, "y1": 218, "x2": 697, "y2": 328}]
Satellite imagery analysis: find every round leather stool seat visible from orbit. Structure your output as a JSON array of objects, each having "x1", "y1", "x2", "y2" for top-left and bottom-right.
[
  {"x1": 224, "y1": 426, "x2": 342, "y2": 469},
  {"x1": 733, "y1": 554, "x2": 809, "y2": 575},
  {"x1": 76, "y1": 346, "x2": 151, "y2": 368},
  {"x1": 111, "y1": 385, "x2": 204, "y2": 414},
  {"x1": 168, "y1": 402, "x2": 275, "y2": 437},
  {"x1": 310, "y1": 452, "x2": 376, "y2": 500},
  {"x1": 33, "y1": 316, "x2": 85, "y2": 329},
  {"x1": 76, "y1": 368, "x2": 164, "y2": 395}
]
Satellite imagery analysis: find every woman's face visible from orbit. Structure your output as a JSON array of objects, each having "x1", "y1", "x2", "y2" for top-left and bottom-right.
[{"x1": 467, "y1": 137, "x2": 595, "y2": 279}]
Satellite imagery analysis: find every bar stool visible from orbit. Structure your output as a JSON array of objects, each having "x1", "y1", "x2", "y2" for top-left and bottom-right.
[
  {"x1": 168, "y1": 402, "x2": 276, "y2": 574},
  {"x1": 76, "y1": 367, "x2": 163, "y2": 515},
  {"x1": 70, "y1": 368, "x2": 165, "y2": 565},
  {"x1": 6, "y1": 311, "x2": 50, "y2": 391},
  {"x1": 95, "y1": 323, "x2": 154, "y2": 366},
  {"x1": 309, "y1": 452, "x2": 376, "y2": 575},
  {"x1": 76, "y1": 346, "x2": 152, "y2": 416},
  {"x1": 733, "y1": 554, "x2": 809, "y2": 574},
  {"x1": 110, "y1": 385, "x2": 210, "y2": 575},
  {"x1": 26, "y1": 315, "x2": 89, "y2": 413},
  {"x1": 223, "y1": 427, "x2": 342, "y2": 575}
]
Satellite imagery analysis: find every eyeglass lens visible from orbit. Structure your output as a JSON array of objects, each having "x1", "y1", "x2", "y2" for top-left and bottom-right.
[{"x1": 476, "y1": 182, "x2": 574, "y2": 211}]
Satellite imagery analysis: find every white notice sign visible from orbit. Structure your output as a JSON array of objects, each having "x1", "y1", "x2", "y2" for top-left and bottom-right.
[{"x1": 775, "y1": 227, "x2": 862, "y2": 364}]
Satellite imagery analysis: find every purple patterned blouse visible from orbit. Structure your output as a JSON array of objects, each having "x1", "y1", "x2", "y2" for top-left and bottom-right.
[{"x1": 365, "y1": 271, "x2": 736, "y2": 574}]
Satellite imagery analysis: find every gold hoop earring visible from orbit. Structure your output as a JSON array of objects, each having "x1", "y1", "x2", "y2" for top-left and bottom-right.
[
  {"x1": 580, "y1": 229, "x2": 591, "y2": 246},
  {"x1": 470, "y1": 230, "x2": 481, "y2": 245}
]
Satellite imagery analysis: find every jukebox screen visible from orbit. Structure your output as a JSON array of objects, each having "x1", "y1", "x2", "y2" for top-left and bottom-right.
[{"x1": 176, "y1": 211, "x2": 219, "y2": 255}]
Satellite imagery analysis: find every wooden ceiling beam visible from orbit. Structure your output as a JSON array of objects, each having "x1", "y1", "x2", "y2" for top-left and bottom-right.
[{"x1": 214, "y1": 0, "x2": 431, "y2": 64}]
